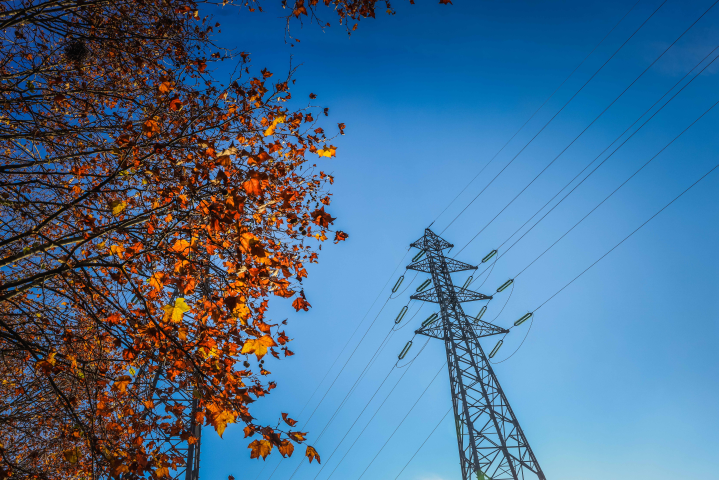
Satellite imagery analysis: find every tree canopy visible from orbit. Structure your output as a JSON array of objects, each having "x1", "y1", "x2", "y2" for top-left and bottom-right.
[{"x1": 0, "y1": 0, "x2": 443, "y2": 478}]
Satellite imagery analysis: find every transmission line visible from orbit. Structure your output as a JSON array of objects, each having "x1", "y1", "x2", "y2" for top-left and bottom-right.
[
  {"x1": 454, "y1": 0, "x2": 719, "y2": 255},
  {"x1": 459, "y1": 43, "x2": 719, "y2": 277},
  {"x1": 512, "y1": 97, "x2": 719, "y2": 281},
  {"x1": 263, "y1": 253, "x2": 413, "y2": 480},
  {"x1": 393, "y1": 407, "x2": 452, "y2": 479},
  {"x1": 312, "y1": 342, "x2": 425, "y2": 480},
  {"x1": 532, "y1": 160, "x2": 719, "y2": 313},
  {"x1": 439, "y1": 0, "x2": 669, "y2": 234},
  {"x1": 431, "y1": 0, "x2": 642, "y2": 225},
  {"x1": 356, "y1": 363, "x2": 447, "y2": 480}
]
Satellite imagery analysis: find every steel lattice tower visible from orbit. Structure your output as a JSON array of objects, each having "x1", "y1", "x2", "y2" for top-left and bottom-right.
[{"x1": 408, "y1": 228, "x2": 545, "y2": 480}]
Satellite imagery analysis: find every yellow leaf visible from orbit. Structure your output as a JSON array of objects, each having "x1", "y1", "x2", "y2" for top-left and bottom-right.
[
  {"x1": 316, "y1": 145, "x2": 336, "y2": 158},
  {"x1": 109, "y1": 200, "x2": 126, "y2": 216},
  {"x1": 110, "y1": 245, "x2": 125, "y2": 257},
  {"x1": 213, "y1": 410, "x2": 235, "y2": 438},
  {"x1": 63, "y1": 447, "x2": 79, "y2": 464},
  {"x1": 163, "y1": 297, "x2": 191, "y2": 323},
  {"x1": 264, "y1": 115, "x2": 285, "y2": 136},
  {"x1": 240, "y1": 335, "x2": 276, "y2": 360}
]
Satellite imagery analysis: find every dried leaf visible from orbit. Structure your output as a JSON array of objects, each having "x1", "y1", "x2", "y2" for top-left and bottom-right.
[{"x1": 305, "y1": 445, "x2": 320, "y2": 464}]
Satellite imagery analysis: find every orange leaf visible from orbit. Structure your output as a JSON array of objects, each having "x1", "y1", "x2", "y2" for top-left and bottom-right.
[
  {"x1": 113, "y1": 375, "x2": 132, "y2": 393},
  {"x1": 159, "y1": 81, "x2": 173, "y2": 93},
  {"x1": 305, "y1": 445, "x2": 320, "y2": 464},
  {"x1": 288, "y1": 431, "x2": 306, "y2": 442},
  {"x1": 282, "y1": 413, "x2": 297, "y2": 427},
  {"x1": 310, "y1": 207, "x2": 335, "y2": 228},
  {"x1": 248, "y1": 439, "x2": 272, "y2": 460},
  {"x1": 333, "y1": 231, "x2": 349, "y2": 243},
  {"x1": 148, "y1": 272, "x2": 166, "y2": 292},
  {"x1": 291, "y1": 297, "x2": 311, "y2": 312},
  {"x1": 242, "y1": 177, "x2": 262, "y2": 196},
  {"x1": 170, "y1": 97, "x2": 183, "y2": 111},
  {"x1": 171, "y1": 239, "x2": 191, "y2": 254},
  {"x1": 241, "y1": 335, "x2": 277, "y2": 360},
  {"x1": 278, "y1": 440, "x2": 294, "y2": 458}
]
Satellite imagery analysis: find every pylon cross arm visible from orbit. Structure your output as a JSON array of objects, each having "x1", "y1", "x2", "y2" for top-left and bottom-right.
[
  {"x1": 411, "y1": 286, "x2": 492, "y2": 303},
  {"x1": 462, "y1": 315, "x2": 508, "y2": 337}
]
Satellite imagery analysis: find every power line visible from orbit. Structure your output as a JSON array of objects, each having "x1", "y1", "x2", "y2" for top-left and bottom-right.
[
  {"x1": 533, "y1": 160, "x2": 719, "y2": 313},
  {"x1": 312, "y1": 345, "x2": 422, "y2": 480},
  {"x1": 462, "y1": 43, "x2": 719, "y2": 280},
  {"x1": 454, "y1": 0, "x2": 719, "y2": 256},
  {"x1": 356, "y1": 363, "x2": 447, "y2": 480},
  {"x1": 439, "y1": 0, "x2": 669, "y2": 234},
  {"x1": 264, "y1": 255, "x2": 412, "y2": 480},
  {"x1": 393, "y1": 407, "x2": 452, "y2": 480},
  {"x1": 513, "y1": 97, "x2": 719, "y2": 280},
  {"x1": 430, "y1": 0, "x2": 642, "y2": 225}
]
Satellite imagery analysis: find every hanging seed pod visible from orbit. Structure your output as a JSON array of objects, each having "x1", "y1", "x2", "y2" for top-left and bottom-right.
[
  {"x1": 398, "y1": 340, "x2": 413, "y2": 360},
  {"x1": 489, "y1": 339, "x2": 503, "y2": 358},
  {"x1": 395, "y1": 305, "x2": 408, "y2": 324},
  {"x1": 475, "y1": 305, "x2": 487, "y2": 323},
  {"x1": 416, "y1": 279, "x2": 432, "y2": 292},
  {"x1": 392, "y1": 275, "x2": 404, "y2": 293},
  {"x1": 412, "y1": 250, "x2": 426, "y2": 262},
  {"x1": 422, "y1": 313, "x2": 439, "y2": 327},
  {"x1": 514, "y1": 312, "x2": 532, "y2": 326},
  {"x1": 462, "y1": 276, "x2": 473, "y2": 289},
  {"x1": 482, "y1": 249, "x2": 497, "y2": 263},
  {"x1": 497, "y1": 279, "x2": 513, "y2": 292}
]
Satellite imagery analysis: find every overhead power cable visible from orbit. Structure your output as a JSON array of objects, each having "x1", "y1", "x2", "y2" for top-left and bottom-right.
[
  {"x1": 439, "y1": 0, "x2": 669, "y2": 234},
  {"x1": 279, "y1": 326, "x2": 396, "y2": 480},
  {"x1": 492, "y1": 157, "x2": 719, "y2": 362},
  {"x1": 312, "y1": 344, "x2": 422, "y2": 480},
  {"x1": 356, "y1": 363, "x2": 447, "y2": 480},
  {"x1": 513, "y1": 97, "x2": 719, "y2": 281},
  {"x1": 431, "y1": 0, "x2": 642, "y2": 225},
  {"x1": 257, "y1": 250, "x2": 410, "y2": 480},
  {"x1": 454, "y1": 0, "x2": 719, "y2": 255},
  {"x1": 532, "y1": 159, "x2": 719, "y2": 313},
  {"x1": 462, "y1": 43, "x2": 719, "y2": 279},
  {"x1": 264, "y1": 253, "x2": 412, "y2": 480},
  {"x1": 321, "y1": 338, "x2": 432, "y2": 480},
  {"x1": 393, "y1": 407, "x2": 452, "y2": 479}
]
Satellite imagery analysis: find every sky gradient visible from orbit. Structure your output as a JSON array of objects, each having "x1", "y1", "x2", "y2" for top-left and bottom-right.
[{"x1": 201, "y1": 1, "x2": 718, "y2": 479}]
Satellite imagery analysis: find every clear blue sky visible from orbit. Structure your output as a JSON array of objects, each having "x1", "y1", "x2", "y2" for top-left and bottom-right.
[{"x1": 202, "y1": 1, "x2": 719, "y2": 479}]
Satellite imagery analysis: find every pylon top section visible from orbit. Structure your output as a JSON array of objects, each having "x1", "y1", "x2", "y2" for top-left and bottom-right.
[{"x1": 410, "y1": 228, "x2": 452, "y2": 252}]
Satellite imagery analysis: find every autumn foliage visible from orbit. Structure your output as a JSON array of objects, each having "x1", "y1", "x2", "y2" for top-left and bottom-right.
[{"x1": 0, "y1": 0, "x2": 454, "y2": 476}]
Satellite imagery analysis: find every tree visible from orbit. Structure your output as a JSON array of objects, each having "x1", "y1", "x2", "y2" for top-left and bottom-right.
[{"x1": 0, "y1": 0, "x2": 441, "y2": 478}]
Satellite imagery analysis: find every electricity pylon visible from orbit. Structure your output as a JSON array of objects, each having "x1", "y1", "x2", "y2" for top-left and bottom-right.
[{"x1": 408, "y1": 228, "x2": 545, "y2": 480}]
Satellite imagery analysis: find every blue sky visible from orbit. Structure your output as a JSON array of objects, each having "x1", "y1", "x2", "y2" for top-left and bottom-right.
[{"x1": 202, "y1": 1, "x2": 719, "y2": 479}]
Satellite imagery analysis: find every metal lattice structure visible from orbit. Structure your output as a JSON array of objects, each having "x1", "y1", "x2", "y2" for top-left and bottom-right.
[{"x1": 409, "y1": 228, "x2": 545, "y2": 480}]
